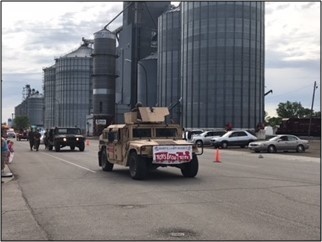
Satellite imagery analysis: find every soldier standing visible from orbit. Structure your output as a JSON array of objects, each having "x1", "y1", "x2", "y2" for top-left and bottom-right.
[
  {"x1": 33, "y1": 129, "x2": 41, "y2": 151},
  {"x1": 28, "y1": 129, "x2": 35, "y2": 151}
]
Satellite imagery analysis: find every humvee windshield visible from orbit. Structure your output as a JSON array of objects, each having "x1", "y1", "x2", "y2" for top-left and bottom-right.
[
  {"x1": 133, "y1": 128, "x2": 152, "y2": 138},
  {"x1": 156, "y1": 128, "x2": 177, "y2": 138},
  {"x1": 55, "y1": 128, "x2": 81, "y2": 135}
]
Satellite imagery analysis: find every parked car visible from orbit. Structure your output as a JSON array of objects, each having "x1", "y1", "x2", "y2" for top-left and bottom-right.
[
  {"x1": 248, "y1": 134, "x2": 309, "y2": 153},
  {"x1": 211, "y1": 130, "x2": 257, "y2": 148},
  {"x1": 6, "y1": 131, "x2": 16, "y2": 139},
  {"x1": 191, "y1": 130, "x2": 226, "y2": 146},
  {"x1": 16, "y1": 130, "x2": 29, "y2": 141},
  {"x1": 183, "y1": 129, "x2": 204, "y2": 141}
]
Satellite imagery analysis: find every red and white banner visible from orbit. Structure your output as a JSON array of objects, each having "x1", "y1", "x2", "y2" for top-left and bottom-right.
[{"x1": 152, "y1": 146, "x2": 192, "y2": 164}]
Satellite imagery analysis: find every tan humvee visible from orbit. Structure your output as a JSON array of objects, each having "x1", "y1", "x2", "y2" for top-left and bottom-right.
[{"x1": 98, "y1": 107, "x2": 203, "y2": 180}]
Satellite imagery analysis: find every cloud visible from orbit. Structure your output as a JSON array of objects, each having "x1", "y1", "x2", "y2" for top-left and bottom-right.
[
  {"x1": 299, "y1": 2, "x2": 316, "y2": 9},
  {"x1": 266, "y1": 50, "x2": 320, "y2": 70},
  {"x1": 264, "y1": 2, "x2": 320, "y2": 117}
]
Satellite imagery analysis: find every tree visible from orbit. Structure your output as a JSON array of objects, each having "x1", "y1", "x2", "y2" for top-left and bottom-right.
[
  {"x1": 276, "y1": 101, "x2": 311, "y2": 118},
  {"x1": 265, "y1": 116, "x2": 282, "y2": 128},
  {"x1": 313, "y1": 111, "x2": 321, "y2": 118},
  {"x1": 14, "y1": 116, "x2": 30, "y2": 131}
]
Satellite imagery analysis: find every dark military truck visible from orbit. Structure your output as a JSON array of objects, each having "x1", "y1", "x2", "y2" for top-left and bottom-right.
[
  {"x1": 98, "y1": 107, "x2": 203, "y2": 180},
  {"x1": 48, "y1": 127, "x2": 85, "y2": 152}
]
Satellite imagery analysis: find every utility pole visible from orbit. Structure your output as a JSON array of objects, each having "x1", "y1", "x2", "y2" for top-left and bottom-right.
[{"x1": 308, "y1": 81, "x2": 318, "y2": 136}]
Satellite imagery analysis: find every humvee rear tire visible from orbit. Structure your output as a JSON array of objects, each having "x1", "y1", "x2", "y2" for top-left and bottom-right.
[
  {"x1": 129, "y1": 152, "x2": 147, "y2": 180},
  {"x1": 101, "y1": 149, "x2": 114, "y2": 171},
  {"x1": 48, "y1": 145, "x2": 53, "y2": 151},
  {"x1": 181, "y1": 154, "x2": 198, "y2": 178}
]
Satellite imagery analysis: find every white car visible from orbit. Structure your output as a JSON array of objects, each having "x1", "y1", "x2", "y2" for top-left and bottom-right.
[
  {"x1": 211, "y1": 130, "x2": 257, "y2": 148},
  {"x1": 191, "y1": 130, "x2": 226, "y2": 146},
  {"x1": 39, "y1": 130, "x2": 46, "y2": 144}
]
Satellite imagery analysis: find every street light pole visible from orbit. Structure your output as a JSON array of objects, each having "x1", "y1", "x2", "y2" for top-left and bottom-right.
[{"x1": 308, "y1": 81, "x2": 318, "y2": 136}]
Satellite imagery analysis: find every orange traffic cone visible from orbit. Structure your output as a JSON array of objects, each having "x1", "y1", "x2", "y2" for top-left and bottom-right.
[
  {"x1": 86, "y1": 139, "x2": 90, "y2": 146},
  {"x1": 214, "y1": 148, "x2": 221, "y2": 163}
]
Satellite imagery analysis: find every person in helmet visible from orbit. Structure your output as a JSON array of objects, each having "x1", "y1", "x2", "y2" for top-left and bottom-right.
[
  {"x1": 131, "y1": 102, "x2": 143, "y2": 120},
  {"x1": 33, "y1": 129, "x2": 41, "y2": 151}
]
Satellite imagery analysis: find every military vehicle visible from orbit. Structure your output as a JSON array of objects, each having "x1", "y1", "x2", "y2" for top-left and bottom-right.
[
  {"x1": 47, "y1": 127, "x2": 85, "y2": 152},
  {"x1": 98, "y1": 107, "x2": 203, "y2": 180}
]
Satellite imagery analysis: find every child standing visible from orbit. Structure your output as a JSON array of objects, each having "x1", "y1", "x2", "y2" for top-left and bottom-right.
[{"x1": 7, "y1": 140, "x2": 14, "y2": 163}]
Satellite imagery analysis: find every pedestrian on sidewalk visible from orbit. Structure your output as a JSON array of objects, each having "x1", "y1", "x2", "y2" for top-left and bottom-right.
[
  {"x1": 1, "y1": 136, "x2": 12, "y2": 180},
  {"x1": 7, "y1": 140, "x2": 15, "y2": 163}
]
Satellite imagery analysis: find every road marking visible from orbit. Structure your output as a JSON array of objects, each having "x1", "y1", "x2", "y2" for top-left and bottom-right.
[{"x1": 42, "y1": 153, "x2": 96, "y2": 173}]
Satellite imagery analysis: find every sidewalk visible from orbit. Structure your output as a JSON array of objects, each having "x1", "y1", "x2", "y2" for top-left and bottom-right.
[
  {"x1": 1, "y1": 165, "x2": 14, "y2": 184},
  {"x1": 1, "y1": 164, "x2": 48, "y2": 240}
]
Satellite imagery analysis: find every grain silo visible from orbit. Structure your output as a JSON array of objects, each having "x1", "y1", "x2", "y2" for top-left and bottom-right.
[
  {"x1": 181, "y1": 2, "x2": 265, "y2": 129},
  {"x1": 92, "y1": 29, "x2": 117, "y2": 136},
  {"x1": 157, "y1": 5, "x2": 181, "y2": 123},
  {"x1": 27, "y1": 93, "x2": 44, "y2": 127},
  {"x1": 55, "y1": 41, "x2": 93, "y2": 132},
  {"x1": 43, "y1": 64, "x2": 56, "y2": 129},
  {"x1": 137, "y1": 53, "x2": 158, "y2": 107}
]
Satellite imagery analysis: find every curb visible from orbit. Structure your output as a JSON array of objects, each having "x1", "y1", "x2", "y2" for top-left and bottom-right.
[{"x1": 2, "y1": 165, "x2": 14, "y2": 184}]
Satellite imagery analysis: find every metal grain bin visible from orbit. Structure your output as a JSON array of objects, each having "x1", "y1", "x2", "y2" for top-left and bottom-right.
[
  {"x1": 43, "y1": 64, "x2": 56, "y2": 128},
  {"x1": 92, "y1": 29, "x2": 117, "y2": 135},
  {"x1": 157, "y1": 6, "x2": 181, "y2": 123},
  {"x1": 137, "y1": 53, "x2": 158, "y2": 107},
  {"x1": 181, "y1": 2, "x2": 265, "y2": 129},
  {"x1": 55, "y1": 43, "x2": 93, "y2": 131}
]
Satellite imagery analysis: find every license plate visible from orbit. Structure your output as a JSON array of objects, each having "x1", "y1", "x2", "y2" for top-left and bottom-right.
[{"x1": 152, "y1": 146, "x2": 192, "y2": 165}]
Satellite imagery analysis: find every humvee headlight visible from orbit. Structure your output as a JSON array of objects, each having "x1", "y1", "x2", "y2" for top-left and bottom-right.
[
  {"x1": 76, "y1": 138, "x2": 79, "y2": 141},
  {"x1": 63, "y1": 138, "x2": 67, "y2": 142}
]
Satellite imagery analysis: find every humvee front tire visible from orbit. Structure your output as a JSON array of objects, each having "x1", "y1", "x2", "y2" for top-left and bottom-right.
[
  {"x1": 55, "y1": 142, "x2": 60, "y2": 152},
  {"x1": 79, "y1": 142, "x2": 85, "y2": 152},
  {"x1": 181, "y1": 154, "x2": 198, "y2": 178},
  {"x1": 101, "y1": 149, "x2": 114, "y2": 171},
  {"x1": 129, "y1": 152, "x2": 147, "y2": 180}
]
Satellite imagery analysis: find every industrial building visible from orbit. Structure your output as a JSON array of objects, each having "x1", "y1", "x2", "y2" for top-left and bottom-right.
[
  {"x1": 157, "y1": 6, "x2": 181, "y2": 123},
  {"x1": 115, "y1": 2, "x2": 171, "y2": 122},
  {"x1": 43, "y1": 39, "x2": 93, "y2": 132},
  {"x1": 43, "y1": 64, "x2": 56, "y2": 129},
  {"x1": 15, "y1": 85, "x2": 44, "y2": 127},
  {"x1": 180, "y1": 2, "x2": 265, "y2": 129},
  {"x1": 116, "y1": 1, "x2": 265, "y2": 129},
  {"x1": 91, "y1": 29, "x2": 117, "y2": 135},
  {"x1": 16, "y1": 1, "x2": 265, "y2": 135}
]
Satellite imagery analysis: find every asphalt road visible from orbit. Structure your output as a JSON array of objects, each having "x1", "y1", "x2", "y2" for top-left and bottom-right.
[
  {"x1": 2, "y1": 140, "x2": 320, "y2": 240},
  {"x1": 204, "y1": 138, "x2": 320, "y2": 158}
]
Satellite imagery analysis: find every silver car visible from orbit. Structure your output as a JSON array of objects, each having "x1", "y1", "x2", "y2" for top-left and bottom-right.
[
  {"x1": 248, "y1": 134, "x2": 309, "y2": 153},
  {"x1": 191, "y1": 130, "x2": 226, "y2": 146},
  {"x1": 211, "y1": 130, "x2": 257, "y2": 148}
]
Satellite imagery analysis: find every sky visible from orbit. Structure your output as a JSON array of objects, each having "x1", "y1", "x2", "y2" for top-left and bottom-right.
[{"x1": 2, "y1": 1, "x2": 320, "y2": 124}]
